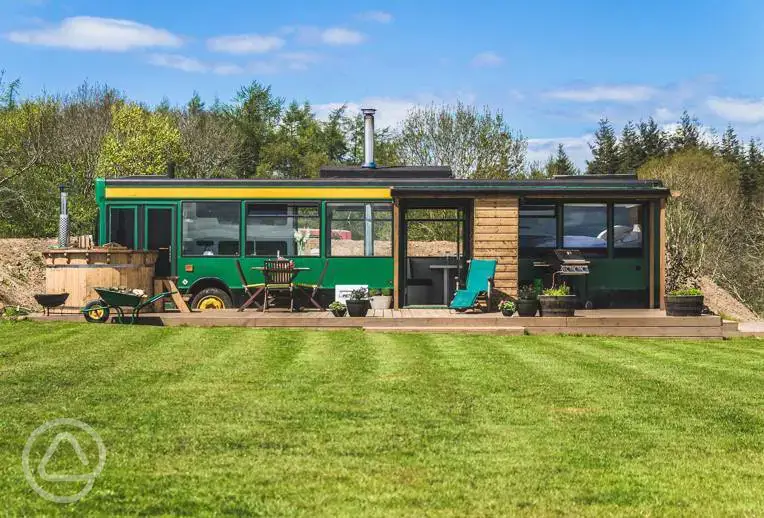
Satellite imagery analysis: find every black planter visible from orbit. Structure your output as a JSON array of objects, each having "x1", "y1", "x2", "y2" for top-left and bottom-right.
[
  {"x1": 516, "y1": 299, "x2": 539, "y2": 317},
  {"x1": 501, "y1": 308, "x2": 515, "y2": 317},
  {"x1": 665, "y1": 295, "x2": 704, "y2": 316},
  {"x1": 538, "y1": 295, "x2": 576, "y2": 317},
  {"x1": 346, "y1": 300, "x2": 369, "y2": 317},
  {"x1": 331, "y1": 308, "x2": 347, "y2": 317}
]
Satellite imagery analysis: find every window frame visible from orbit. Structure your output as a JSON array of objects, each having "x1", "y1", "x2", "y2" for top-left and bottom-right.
[
  {"x1": 519, "y1": 201, "x2": 559, "y2": 254},
  {"x1": 612, "y1": 202, "x2": 646, "y2": 258},
  {"x1": 244, "y1": 201, "x2": 321, "y2": 258},
  {"x1": 180, "y1": 200, "x2": 242, "y2": 258},
  {"x1": 107, "y1": 205, "x2": 138, "y2": 250},
  {"x1": 326, "y1": 201, "x2": 393, "y2": 258}
]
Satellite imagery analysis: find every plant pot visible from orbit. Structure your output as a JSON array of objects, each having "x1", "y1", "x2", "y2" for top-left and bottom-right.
[
  {"x1": 369, "y1": 295, "x2": 392, "y2": 310},
  {"x1": 331, "y1": 308, "x2": 347, "y2": 317},
  {"x1": 665, "y1": 295, "x2": 704, "y2": 316},
  {"x1": 538, "y1": 295, "x2": 576, "y2": 317},
  {"x1": 501, "y1": 308, "x2": 515, "y2": 317},
  {"x1": 346, "y1": 299, "x2": 369, "y2": 317},
  {"x1": 516, "y1": 299, "x2": 539, "y2": 317}
]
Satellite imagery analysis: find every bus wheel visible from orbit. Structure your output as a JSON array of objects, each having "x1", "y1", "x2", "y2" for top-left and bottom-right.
[{"x1": 191, "y1": 288, "x2": 232, "y2": 310}]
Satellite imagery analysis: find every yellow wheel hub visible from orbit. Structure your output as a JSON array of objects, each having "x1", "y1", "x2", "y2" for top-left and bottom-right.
[
  {"x1": 197, "y1": 296, "x2": 224, "y2": 310},
  {"x1": 88, "y1": 308, "x2": 104, "y2": 319}
]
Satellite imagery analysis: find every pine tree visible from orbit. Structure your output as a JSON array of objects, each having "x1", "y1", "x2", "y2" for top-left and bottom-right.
[
  {"x1": 546, "y1": 143, "x2": 578, "y2": 176},
  {"x1": 718, "y1": 125, "x2": 743, "y2": 165},
  {"x1": 187, "y1": 92, "x2": 205, "y2": 116},
  {"x1": 742, "y1": 138, "x2": 764, "y2": 202},
  {"x1": 586, "y1": 118, "x2": 620, "y2": 175},
  {"x1": 671, "y1": 111, "x2": 703, "y2": 150},
  {"x1": 638, "y1": 117, "x2": 667, "y2": 160},
  {"x1": 619, "y1": 121, "x2": 643, "y2": 173}
]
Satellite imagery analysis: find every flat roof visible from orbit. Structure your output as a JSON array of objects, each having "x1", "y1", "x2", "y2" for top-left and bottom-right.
[{"x1": 101, "y1": 175, "x2": 670, "y2": 198}]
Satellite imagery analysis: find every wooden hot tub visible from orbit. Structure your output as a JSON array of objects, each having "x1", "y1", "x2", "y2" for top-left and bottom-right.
[{"x1": 43, "y1": 248, "x2": 158, "y2": 308}]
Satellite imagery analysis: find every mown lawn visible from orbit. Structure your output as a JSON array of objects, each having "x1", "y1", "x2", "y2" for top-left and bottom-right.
[{"x1": 0, "y1": 322, "x2": 762, "y2": 516}]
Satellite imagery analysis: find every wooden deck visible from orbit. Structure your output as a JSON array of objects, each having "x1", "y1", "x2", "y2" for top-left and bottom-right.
[{"x1": 29, "y1": 308, "x2": 748, "y2": 339}]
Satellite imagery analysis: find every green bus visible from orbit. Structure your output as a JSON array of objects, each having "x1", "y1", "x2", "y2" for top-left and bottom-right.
[{"x1": 96, "y1": 166, "x2": 670, "y2": 311}]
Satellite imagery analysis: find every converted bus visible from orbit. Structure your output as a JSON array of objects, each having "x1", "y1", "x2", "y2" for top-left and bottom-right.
[{"x1": 96, "y1": 171, "x2": 670, "y2": 311}]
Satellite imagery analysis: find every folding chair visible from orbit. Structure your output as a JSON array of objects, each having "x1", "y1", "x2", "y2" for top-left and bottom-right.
[
  {"x1": 236, "y1": 259, "x2": 265, "y2": 311},
  {"x1": 294, "y1": 259, "x2": 329, "y2": 310},
  {"x1": 263, "y1": 259, "x2": 296, "y2": 312}
]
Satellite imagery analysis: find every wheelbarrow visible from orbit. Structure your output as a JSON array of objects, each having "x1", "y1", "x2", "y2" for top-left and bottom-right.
[{"x1": 82, "y1": 288, "x2": 176, "y2": 324}]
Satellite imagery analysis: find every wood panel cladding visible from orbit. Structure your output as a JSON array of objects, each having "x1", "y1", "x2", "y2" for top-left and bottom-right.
[{"x1": 473, "y1": 197, "x2": 519, "y2": 297}]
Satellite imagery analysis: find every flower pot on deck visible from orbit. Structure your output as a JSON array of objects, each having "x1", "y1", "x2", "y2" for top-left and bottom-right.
[
  {"x1": 538, "y1": 295, "x2": 576, "y2": 317},
  {"x1": 501, "y1": 308, "x2": 515, "y2": 317},
  {"x1": 346, "y1": 300, "x2": 369, "y2": 317},
  {"x1": 665, "y1": 295, "x2": 704, "y2": 316},
  {"x1": 331, "y1": 308, "x2": 347, "y2": 317},
  {"x1": 516, "y1": 299, "x2": 539, "y2": 317},
  {"x1": 369, "y1": 295, "x2": 392, "y2": 310}
]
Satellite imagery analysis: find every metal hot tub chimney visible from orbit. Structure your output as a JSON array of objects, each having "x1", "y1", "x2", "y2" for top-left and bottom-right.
[
  {"x1": 361, "y1": 108, "x2": 376, "y2": 168},
  {"x1": 58, "y1": 184, "x2": 69, "y2": 248}
]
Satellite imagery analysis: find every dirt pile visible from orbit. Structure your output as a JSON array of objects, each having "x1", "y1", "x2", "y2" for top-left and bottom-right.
[
  {"x1": 0, "y1": 238, "x2": 52, "y2": 310},
  {"x1": 699, "y1": 276, "x2": 760, "y2": 321}
]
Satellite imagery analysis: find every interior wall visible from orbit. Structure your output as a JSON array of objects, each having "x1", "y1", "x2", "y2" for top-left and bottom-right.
[{"x1": 473, "y1": 197, "x2": 519, "y2": 297}]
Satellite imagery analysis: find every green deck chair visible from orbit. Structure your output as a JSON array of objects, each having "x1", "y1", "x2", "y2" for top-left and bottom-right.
[{"x1": 449, "y1": 259, "x2": 497, "y2": 311}]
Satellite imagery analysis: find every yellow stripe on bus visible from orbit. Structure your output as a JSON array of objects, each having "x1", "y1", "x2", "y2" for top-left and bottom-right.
[{"x1": 105, "y1": 186, "x2": 392, "y2": 200}]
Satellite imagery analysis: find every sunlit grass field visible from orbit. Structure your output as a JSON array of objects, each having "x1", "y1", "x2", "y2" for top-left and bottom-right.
[{"x1": 0, "y1": 322, "x2": 762, "y2": 516}]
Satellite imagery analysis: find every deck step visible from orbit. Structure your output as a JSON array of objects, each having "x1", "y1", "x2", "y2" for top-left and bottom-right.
[{"x1": 364, "y1": 326, "x2": 525, "y2": 335}]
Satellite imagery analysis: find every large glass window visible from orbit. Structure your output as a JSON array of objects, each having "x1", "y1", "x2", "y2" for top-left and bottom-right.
[
  {"x1": 519, "y1": 203, "x2": 557, "y2": 250},
  {"x1": 246, "y1": 203, "x2": 320, "y2": 257},
  {"x1": 563, "y1": 203, "x2": 608, "y2": 251},
  {"x1": 328, "y1": 203, "x2": 392, "y2": 257},
  {"x1": 182, "y1": 202, "x2": 240, "y2": 256},
  {"x1": 405, "y1": 208, "x2": 464, "y2": 257},
  {"x1": 614, "y1": 203, "x2": 643, "y2": 256},
  {"x1": 109, "y1": 207, "x2": 135, "y2": 249}
]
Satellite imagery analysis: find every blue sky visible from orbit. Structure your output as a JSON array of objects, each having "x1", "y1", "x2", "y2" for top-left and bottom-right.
[{"x1": 2, "y1": 0, "x2": 764, "y2": 166}]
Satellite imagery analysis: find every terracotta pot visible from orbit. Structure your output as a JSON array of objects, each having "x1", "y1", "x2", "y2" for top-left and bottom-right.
[
  {"x1": 346, "y1": 300, "x2": 369, "y2": 317},
  {"x1": 516, "y1": 299, "x2": 539, "y2": 317},
  {"x1": 538, "y1": 295, "x2": 576, "y2": 317},
  {"x1": 665, "y1": 295, "x2": 704, "y2": 316}
]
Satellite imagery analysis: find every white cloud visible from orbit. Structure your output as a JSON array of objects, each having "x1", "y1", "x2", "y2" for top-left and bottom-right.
[
  {"x1": 278, "y1": 51, "x2": 323, "y2": 70},
  {"x1": 706, "y1": 96, "x2": 764, "y2": 123},
  {"x1": 207, "y1": 34, "x2": 284, "y2": 54},
  {"x1": 471, "y1": 51, "x2": 504, "y2": 67},
  {"x1": 315, "y1": 98, "x2": 418, "y2": 128},
  {"x1": 148, "y1": 54, "x2": 208, "y2": 73},
  {"x1": 545, "y1": 84, "x2": 658, "y2": 103},
  {"x1": 321, "y1": 27, "x2": 365, "y2": 45},
  {"x1": 527, "y1": 135, "x2": 593, "y2": 168},
  {"x1": 653, "y1": 107, "x2": 677, "y2": 122},
  {"x1": 6, "y1": 16, "x2": 182, "y2": 51},
  {"x1": 357, "y1": 11, "x2": 393, "y2": 23}
]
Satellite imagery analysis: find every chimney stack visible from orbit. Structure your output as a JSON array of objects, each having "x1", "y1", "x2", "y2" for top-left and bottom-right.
[
  {"x1": 361, "y1": 108, "x2": 376, "y2": 168},
  {"x1": 58, "y1": 185, "x2": 69, "y2": 248}
]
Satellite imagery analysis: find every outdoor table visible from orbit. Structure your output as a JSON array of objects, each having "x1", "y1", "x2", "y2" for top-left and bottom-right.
[
  {"x1": 429, "y1": 264, "x2": 459, "y2": 305},
  {"x1": 239, "y1": 266, "x2": 318, "y2": 311}
]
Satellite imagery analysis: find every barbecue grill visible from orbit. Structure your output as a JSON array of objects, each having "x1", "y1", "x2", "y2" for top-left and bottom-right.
[{"x1": 533, "y1": 249, "x2": 591, "y2": 288}]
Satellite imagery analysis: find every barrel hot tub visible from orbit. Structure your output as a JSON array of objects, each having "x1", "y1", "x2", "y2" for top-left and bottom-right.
[{"x1": 43, "y1": 249, "x2": 158, "y2": 308}]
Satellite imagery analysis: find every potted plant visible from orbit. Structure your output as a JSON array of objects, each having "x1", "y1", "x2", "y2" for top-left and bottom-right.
[
  {"x1": 497, "y1": 299, "x2": 516, "y2": 317},
  {"x1": 346, "y1": 288, "x2": 370, "y2": 317},
  {"x1": 369, "y1": 288, "x2": 392, "y2": 310},
  {"x1": 665, "y1": 287, "x2": 704, "y2": 316},
  {"x1": 538, "y1": 283, "x2": 576, "y2": 317},
  {"x1": 328, "y1": 301, "x2": 347, "y2": 317},
  {"x1": 516, "y1": 284, "x2": 539, "y2": 317}
]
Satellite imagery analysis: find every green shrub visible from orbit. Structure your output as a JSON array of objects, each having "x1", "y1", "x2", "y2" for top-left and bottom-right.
[
  {"x1": 669, "y1": 287, "x2": 703, "y2": 296},
  {"x1": 517, "y1": 284, "x2": 538, "y2": 300},
  {"x1": 542, "y1": 284, "x2": 572, "y2": 296},
  {"x1": 381, "y1": 288, "x2": 393, "y2": 296},
  {"x1": 348, "y1": 288, "x2": 368, "y2": 301},
  {"x1": 328, "y1": 301, "x2": 346, "y2": 311},
  {"x1": 369, "y1": 288, "x2": 382, "y2": 296},
  {"x1": 497, "y1": 300, "x2": 516, "y2": 311}
]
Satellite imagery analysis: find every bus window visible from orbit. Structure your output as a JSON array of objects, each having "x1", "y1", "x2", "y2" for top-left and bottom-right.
[
  {"x1": 109, "y1": 207, "x2": 135, "y2": 248},
  {"x1": 182, "y1": 202, "x2": 240, "y2": 256},
  {"x1": 245, "y1": 203, "x2": 320, "y2": 257}
]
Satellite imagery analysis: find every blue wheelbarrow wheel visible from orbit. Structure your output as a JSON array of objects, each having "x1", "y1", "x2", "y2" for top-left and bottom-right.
[{"x1": 83, "y1": 299, "x2": 110, "y2": 323}]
